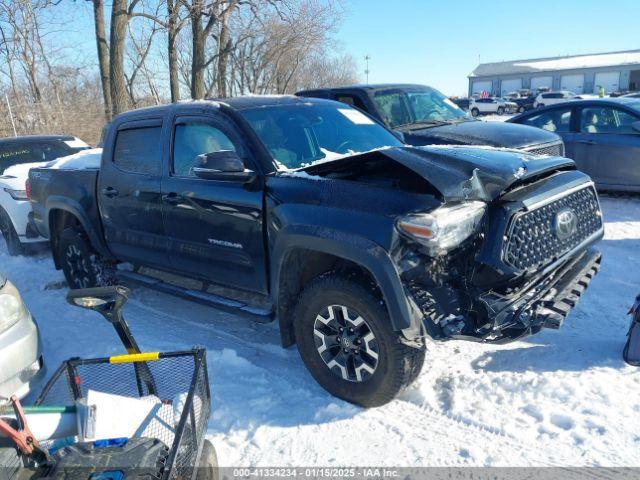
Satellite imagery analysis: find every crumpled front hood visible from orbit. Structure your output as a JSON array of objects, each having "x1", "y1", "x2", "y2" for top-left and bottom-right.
[
  {"x1": 301, "y1": 146, "x2": 575, "y2": 202},
  {"x1": 400, "y1": 119, "x2": 560, "y2": 149}
]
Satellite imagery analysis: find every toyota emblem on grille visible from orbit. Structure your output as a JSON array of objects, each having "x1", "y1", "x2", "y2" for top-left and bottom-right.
[{"x1": 554, "y1": 208, "x2": 578, "y2": 240}]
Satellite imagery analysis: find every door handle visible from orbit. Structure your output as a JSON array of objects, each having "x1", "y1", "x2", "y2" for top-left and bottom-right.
[
  {"x1": 101, "y1": 187, "x2": 119, "y2": 198},
  {"x1": 576, "y1": 140, "x2": 596, "y2": 145},
  {"x1": 162, "y1": 193, "x2": 183, "y2": 205}
]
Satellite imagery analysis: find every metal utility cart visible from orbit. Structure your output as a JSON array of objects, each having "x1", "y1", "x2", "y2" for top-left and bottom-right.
[{"x1": 1, "y1": 285, "x2": 217, "y2": 480}]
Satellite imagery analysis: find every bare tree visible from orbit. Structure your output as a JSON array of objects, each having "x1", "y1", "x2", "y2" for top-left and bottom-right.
[
  {"x1": 87, "y1": 0, "x2": 111, "y2": 119},
  {"x1": 109, "y1": 0, "x2": 133, "y2": 115}
]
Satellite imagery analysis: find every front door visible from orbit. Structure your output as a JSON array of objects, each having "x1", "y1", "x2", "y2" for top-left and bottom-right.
[
  {"x1": 161, "y1": 114, "x2": 267, "y2": 293},
  {"x1": 98, "y1": 118, "x2": 167, "y2": 267},
  {"x1": 575, "y1": 105, "x2": 640, "y2": 188}
]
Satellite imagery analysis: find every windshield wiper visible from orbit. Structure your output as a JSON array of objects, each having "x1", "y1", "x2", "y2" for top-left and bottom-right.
[{"x1": 401, "y1": 120, "x2": 453, "y2": 130}]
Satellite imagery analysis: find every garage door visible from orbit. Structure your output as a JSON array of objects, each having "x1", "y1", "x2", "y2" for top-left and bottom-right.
[
  {"x1": 472, "y1": 80, "x2": 492, "y2": 95},
  {"x1": 560, "y1": 74, "x2": 584, "y2": 93},
  {"x1": 594, "y1": 71, "x2": 620, "y2": 93},
  {"x1": 530, "y1": 76, "x2": 553, "y2": 91},
  {"x1": 500, "y1": 78, "x2": 522, "y2": 95}
]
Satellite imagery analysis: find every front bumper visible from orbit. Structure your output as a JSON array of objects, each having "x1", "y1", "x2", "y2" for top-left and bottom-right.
[
  {"x1": 406, "y1": 248, "x2": 602, "y2": 345},
  {"x1": 474, "y1": 248, "x2": 601, "y2": 343}
]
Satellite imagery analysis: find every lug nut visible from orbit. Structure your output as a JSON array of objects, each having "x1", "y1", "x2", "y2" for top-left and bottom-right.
[
  {"x1": 343, "y1": 348, "x2": 349, "y2": 354},
  {"x1": 348, "y1": 328, "x2": 354, "y2": 333},
  {"x1": 337, "y1": 336, "x2": 341, "y2": 342}
]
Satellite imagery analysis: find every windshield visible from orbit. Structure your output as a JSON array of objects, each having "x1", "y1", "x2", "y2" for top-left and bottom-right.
[
  {"x1": 240, "y1": 103, "x2": 403, "y2": 170},
  {"x1": 372, "y1": 86, "x2": 469, "y2": 128},
  {"x1": 0, "y1": 140, "x2": 88, "y2": 174}
]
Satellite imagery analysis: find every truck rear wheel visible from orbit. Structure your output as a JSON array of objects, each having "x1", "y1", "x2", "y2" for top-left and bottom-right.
[
  {"x1": 293, "y1": 274, "x2": 425, "y2": 408},
  {"x1": 58, "y1": 227, "x2": 115, "y2": 288}
]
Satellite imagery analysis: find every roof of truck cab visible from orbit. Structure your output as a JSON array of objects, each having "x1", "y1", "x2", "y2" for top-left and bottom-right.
[
  {"x1": 111, "y1": 96, "x2": 332, "y2": 122},
  {"x1": 0, "y1": 134, "x2": 75, "y2": 145},
  {"x1": 297, "y1": 84, "x2": 430, "y2": 94}
]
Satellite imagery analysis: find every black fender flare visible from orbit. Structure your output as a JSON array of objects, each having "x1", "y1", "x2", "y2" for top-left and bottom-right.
[
  {"x1": 271, "y1": 225, "x2": 418, "y2": 345},
  {"x1": 46, "y1": 196, "x2": 113, "y2": 264}
]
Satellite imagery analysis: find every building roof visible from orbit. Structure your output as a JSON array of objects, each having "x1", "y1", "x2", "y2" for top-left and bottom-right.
[{"x1": 470, "y1": 49, "x2": 640, "y2": 78}]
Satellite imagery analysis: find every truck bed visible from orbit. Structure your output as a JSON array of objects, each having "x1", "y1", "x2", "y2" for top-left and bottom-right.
[{"x1": 28, "y1": 166, "x2": 101, "y2": 241}]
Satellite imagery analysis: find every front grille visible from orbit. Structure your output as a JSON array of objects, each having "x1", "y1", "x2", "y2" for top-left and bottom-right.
[
  {"x1": 525, "y1": 141, "x2": 565, "y2": 157},
  {"x1": 503, "y1": 186, "x2": 602, "y2": 271}
]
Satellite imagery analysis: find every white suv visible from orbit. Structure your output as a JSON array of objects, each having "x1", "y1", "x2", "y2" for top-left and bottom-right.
[
  {"x1": 469, "y1": 97, "x2": 517, "y2": 116},
  {"x1": 534, "y1": 91, "x2": 577, "y2": 109}
]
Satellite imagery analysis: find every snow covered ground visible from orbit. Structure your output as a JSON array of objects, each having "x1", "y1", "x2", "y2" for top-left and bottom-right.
[{"x1": 1, "y1": 195, "x2": 639, "y2": 467}]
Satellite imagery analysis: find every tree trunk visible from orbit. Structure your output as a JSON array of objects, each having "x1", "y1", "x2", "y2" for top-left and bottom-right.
[
  {"x1": 216, "y1": 15, "x2": 231, "y2": 97},
  {"x1": 109, "y1": 0, "x2": 129, "y2": 115},
  {"x1": 91, "y1": 0, "x2": 112, "y2": 119},
  {"x1": 167, "y1": 0, "x2": 180, "y2": 102},
  {"x1": 190, "y1": 5, "x2": 205, "y2": 99}
]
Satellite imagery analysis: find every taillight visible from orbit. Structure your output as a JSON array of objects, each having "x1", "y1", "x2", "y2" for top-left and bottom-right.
[{"x1": 25, "y1": 179, "x2": 31, "y2": 200}]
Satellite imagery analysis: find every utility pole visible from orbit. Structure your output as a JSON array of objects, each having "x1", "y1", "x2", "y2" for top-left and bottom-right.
[{"x1": 364, "y1": 55, "x2": 371, "y2": 84}]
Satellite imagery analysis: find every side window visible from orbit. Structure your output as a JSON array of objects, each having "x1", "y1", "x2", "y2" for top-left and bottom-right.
[
  {"x1": 172, "y1": 122, "x2": 238, "y2": 177},
  {"x1": 113, "y1": 126, "x2": 162, "y2": 175},
  {"x1": 520, "y1": 106, "x2": 572, "y2": 133},
  {"x1": 580, "y1": 106, "x2": 640, "y2": 134},
  {"x1": 336, "y1": 94, "x2": 367, "y2": 111}
]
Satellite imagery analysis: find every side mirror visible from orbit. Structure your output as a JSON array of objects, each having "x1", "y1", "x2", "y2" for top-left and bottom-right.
[
  {"x1": 193, "y1": 150, "x2": 256, "y2": 182},
  {"x1": 66, "y1": 285, "x2": 129, "y2": 322},
  {"x1": 632, "y1": 121, "x2": 640, "y2": 134}
]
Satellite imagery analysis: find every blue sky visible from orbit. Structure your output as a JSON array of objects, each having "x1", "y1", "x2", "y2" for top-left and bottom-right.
[
  {"x1": 50, "y1": 0, "x2": 640, "y2": 97},
  {"x1": 336, "y1": 0, "x2": 640, "y2": 95}
]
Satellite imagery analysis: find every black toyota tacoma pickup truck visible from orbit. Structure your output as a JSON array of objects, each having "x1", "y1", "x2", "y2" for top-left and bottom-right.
[
  {"x1": 296, "y1": 84, "x2": 565, "y2": 155},
  {"x1": 28, "y1": 96, "x2": 603, "y2": 407}
]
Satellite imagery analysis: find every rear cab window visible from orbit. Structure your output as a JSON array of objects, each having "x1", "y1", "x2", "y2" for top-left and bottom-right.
[{"x1": 113, "y1": 125, "x2": 162, "y2": 175}]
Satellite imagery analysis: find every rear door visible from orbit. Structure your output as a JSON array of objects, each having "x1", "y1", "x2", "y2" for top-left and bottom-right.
[
  {"x1": 98, "y1": 118, "x2": 167, "y2": 267},
  {"x1": 574, "y1": 104, "x2": 640, "y2": 188},
  {"x1": 161, "y1": 113, "x2": 267, "y2": 293}
]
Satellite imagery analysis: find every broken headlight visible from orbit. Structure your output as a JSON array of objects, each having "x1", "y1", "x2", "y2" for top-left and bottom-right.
[{"x1": 397, "y1": 201, "x2": 486, "y2": 255}]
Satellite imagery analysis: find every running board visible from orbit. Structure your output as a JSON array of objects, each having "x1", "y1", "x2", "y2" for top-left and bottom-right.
[{"x1": 117, "y1": 270, "x2": 274, "y2": 323}]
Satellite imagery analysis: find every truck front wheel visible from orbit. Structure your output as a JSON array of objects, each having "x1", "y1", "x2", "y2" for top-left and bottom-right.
[
  {"x1": 293, "y1": 274, "x2": 425, "y2": 407},
  {"x1": 58, "y1": 227, "x2": 115, "y2": 288}
]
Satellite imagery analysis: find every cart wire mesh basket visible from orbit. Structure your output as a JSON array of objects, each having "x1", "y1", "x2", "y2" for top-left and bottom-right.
[{"x1": 34, "y1": 348, "x2": 210, "y2": 480}]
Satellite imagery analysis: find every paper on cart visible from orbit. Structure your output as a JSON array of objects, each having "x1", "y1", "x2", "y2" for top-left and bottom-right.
[{"x1": 78, "y1": 390, "x2": 177, "y2": 444}]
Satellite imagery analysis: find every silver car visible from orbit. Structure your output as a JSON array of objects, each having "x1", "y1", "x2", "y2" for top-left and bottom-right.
[{"x1": 0, "y1": 273, "x2": 44, "y2": 401}]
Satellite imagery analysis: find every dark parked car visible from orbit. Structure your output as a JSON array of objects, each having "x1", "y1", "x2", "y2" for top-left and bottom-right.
[
  {"x1": 29, "y1": 96, "x2": 602, "y2": 407},
  {"x1": 296, "y1": 84, "x2": 564, "y2": 155},
  {"x1": 449, "y1": 97, "x2": 470, "y2": 111},
  {"x1": 512, "y1": 95, "x2": 536, "y2": 113},
  {"x1": 508, "y1": 98, "x2": 640, "y2": 192}
]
